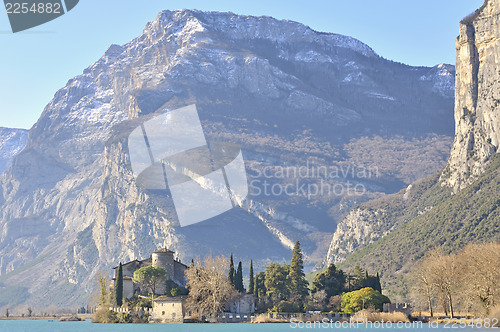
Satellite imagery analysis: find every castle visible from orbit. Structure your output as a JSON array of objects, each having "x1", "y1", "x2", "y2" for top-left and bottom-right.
[{"x1": 113, "y1": 248, "x2": 187, "y2": 299}]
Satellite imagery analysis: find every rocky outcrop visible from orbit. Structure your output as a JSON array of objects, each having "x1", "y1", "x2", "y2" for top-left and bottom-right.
[
  {"x1": 444, "y1": 0, "x2": 500, "y2": 191},
  {"x1": 324, "y1": 208, "x2": 388, "y2": 264}
]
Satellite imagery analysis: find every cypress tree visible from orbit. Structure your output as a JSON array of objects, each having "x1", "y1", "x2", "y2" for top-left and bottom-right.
[
  {"x1": 254, "y1": 271, "x2": 266, "y2": 299},
  {"x1": 190, "y1": 259, "x2": 194, "y2": 268},
  {"x1": 288, "y1": 241, "x2": 309, "y2": 302},
  {"x1": 375, "y1": 272, "x2": 382, "y2": 293},
  {"x1": 228, "y1": 253, "x2": 236, "y2": 286},
  {"x1": 235, "y1": 261, "x2": 244, "y2": 292},
  {"x1": 248, "y1": 260, "x2": 254, "y2": 294},
  {"x1": 115, "y1": 262, "x2": 123, "y2": 307}
]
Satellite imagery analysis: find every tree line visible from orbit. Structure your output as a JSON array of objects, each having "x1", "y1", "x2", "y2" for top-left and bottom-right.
[
  {"x1": 228, "y1": 241, "x2": 386, "y2": 313},
  {"x1": 410, "y1": 242, "x2": 500, "y2": 318},
  {"x1": 107, "y1": 240, "x2": 388, "y2": 318}
]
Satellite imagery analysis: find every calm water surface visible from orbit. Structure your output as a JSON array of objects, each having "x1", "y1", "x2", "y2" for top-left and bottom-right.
[{"x1": 0, "y1": 319, "x2": 496, "y2": 332}]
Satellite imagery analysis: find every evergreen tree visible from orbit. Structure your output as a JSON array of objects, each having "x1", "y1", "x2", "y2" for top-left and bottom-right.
[
  {"x1": 265, "y1": 263, "x2": 290, "y2": 302},
  {"x1": 228, "y1": 254, "x2": 236, "y2": 286},
  {"x1": 254, "y1": 271, "x2": 266, "y2": 299},
  {"x1": 235, "y1": 261, "x2": 244, "y2": 292},
  {"x1": 288, "y1": 241, "x2": 309, "y2": 302},
  {"x1": 190, "y1": 259, "x2": 194, "y2": 268},
  {"x1": 352, "y1": 265, "x2": 365, "y2": 290},
  {"x1": 311, "y1": 263, "x2": 346, "y2": 298},
  {"x1": 375, "y1": 272, "x2": 382, "y2": 293},
  {"x1": 248, "y1": 260, "x2": 254, "y2": 294},
  {"x1": 115, "y1": 262, "x2": 123, "y2": 306}
]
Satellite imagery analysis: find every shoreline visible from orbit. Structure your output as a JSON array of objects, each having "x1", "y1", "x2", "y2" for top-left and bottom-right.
[{"x1": 0, "y1": 314, "x2": 93, "y2": 321}]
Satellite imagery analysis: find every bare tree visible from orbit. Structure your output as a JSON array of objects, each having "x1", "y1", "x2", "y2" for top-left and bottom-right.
[
  {"x1": 185, "y1": 255, "x2": 239, "y2": 319},
  {"x1": 410, "y1": 261, "x2": 436, "y2": 317},
  {"x1": 98, "y1": 275, "x2": 109, "y2": 307},
  {"x1": 459, "y1": 243, "x2": 500, "y2": 315},
  {"x1": 425, "y1": 249, "x2": 459, "y2": 318},
  {"x1": 412, "y1": 243, "x2": 500, "y2": 317}
]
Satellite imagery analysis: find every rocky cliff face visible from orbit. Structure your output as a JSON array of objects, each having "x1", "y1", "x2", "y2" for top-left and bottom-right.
[
  {"x1": 0, "y1": 10, "x2": 455, "y2": 309},
  {"x1": 444, "y1": 0, "x2": 500, "y2": 191},
  {"x1": 0, "y1": 128, "x2": 28, "y2": 174},
  {"x1": 323, "y1": 0, "x2": 500, "y2": 293}
]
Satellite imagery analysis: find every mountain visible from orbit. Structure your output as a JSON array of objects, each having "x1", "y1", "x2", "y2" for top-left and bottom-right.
[
  {"x1": 0, "y1": 128, "x2": 28, "y2": 174},
  {"x1": 0, "y1": 9, "x2": 455, "y2": 308},
  {"x1": 323, "y1": 0, "x2": 500, "y2": 301}
]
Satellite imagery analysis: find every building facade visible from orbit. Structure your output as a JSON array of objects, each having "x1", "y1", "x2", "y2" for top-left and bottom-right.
[
  {"x1": 113, "y1": 248, "x2": 187, "y2": 299},
  {"x1": 151, "y1": 296, "x2": 187, "y2": 323},
  {"x1": 225, "y1": 294, "x2": 255, "y2": 314}
]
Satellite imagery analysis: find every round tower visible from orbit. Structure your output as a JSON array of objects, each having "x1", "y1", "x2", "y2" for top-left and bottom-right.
[{"x1": 152, "y1": 247, "x2": 175, "y2": 282}]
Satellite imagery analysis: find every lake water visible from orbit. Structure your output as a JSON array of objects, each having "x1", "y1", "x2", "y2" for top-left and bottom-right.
[{"x1": 0, "y1": 319, "x2": 496, "y2": 331}]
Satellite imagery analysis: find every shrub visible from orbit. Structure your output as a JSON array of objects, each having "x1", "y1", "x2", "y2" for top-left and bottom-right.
[
  {"x1": 341, "y1": 287, "x2": 390, "y2": 313},
  {"x1": 170, "y1": 287, "x2": 188, "y2": 296},
  {"x1": 92, "y1": 308, "x2": 119, "y2": 323},
  {"x1": 275, "y1": 300, "x2": 301, "y2": 313},
  {"x1": 136, "y1": 297, "x2": 152, "y2": 308}
]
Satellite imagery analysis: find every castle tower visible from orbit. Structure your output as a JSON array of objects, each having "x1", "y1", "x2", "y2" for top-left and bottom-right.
[{"x1": 152, "y1": 248, "x2": 175, "y2": 281}]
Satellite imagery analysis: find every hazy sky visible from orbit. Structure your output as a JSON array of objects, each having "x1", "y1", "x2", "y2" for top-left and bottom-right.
[{"x1": 0, "y1": 0, "x2": 483, "y2": 129}]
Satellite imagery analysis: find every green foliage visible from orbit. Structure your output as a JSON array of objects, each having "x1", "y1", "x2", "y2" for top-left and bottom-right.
[
  {"x1": 136, "y1": 297, "x2": 152, "y2": 308},
  {"x1": 133, "y1": 266, "x2": 168, "y2": 298},
  {"x1": 361, "y1": 272, "x2": 382, "y2": 293},
  {"x1": 311, "y1": 263, "x2": 346, "y2": 298},
  {"x1": 288, "y1": 241, "x2": 309, "y2": 301},
  {"x1": 164, "y1": 279, "x2": 179, "y2": 295},
  {"x1": 265, "y1": 263, "x2": 290, "y2": 302},
  {"x1": 5, "y1": 308, "x2": 9, "y2": 318},
  {"x1": 248, "y1": 260, "x2": 254, "y2": 295},
  {"x1": 341, "y1": 287, "x2": 390, "y2": 313},
  {"x1": 170, "y1": 287, "x2": 188, "y2": 297},
  {"x1": 254, "y1": 271, "x2": 266, "y2": 298},
  {"x1": 228, "y1": 254, "x2": 235, "y2": 286},
  {"x1": 115, "y1": 263, "x2": 123, "y2": 307},
  {"x1": 92, "y1": 309, "x2": 119, "y2": 323},
  {"x1": 98, "y1": 276, "x2": 108, "y2": 306},
  {"x1": 275, "y1": 300, "x2": 301, "y2": 313},
  {"x1": 340, "y1": 155, "x2": 500, "y2": 300},
  {"x1": 92, "y1": 309, "x2": 135, "y2": 324},
  {"x1": 235, "y1": 261, "x2": 245, "y2": 293}
]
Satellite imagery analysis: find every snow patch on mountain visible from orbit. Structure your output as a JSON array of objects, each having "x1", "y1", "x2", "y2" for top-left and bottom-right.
[
  {"x1": 420, "y1": 64, "x2": 455, "y2": 97},
  {"x1": 0, "y1": 128, "x2": 28, "y2": 174}
]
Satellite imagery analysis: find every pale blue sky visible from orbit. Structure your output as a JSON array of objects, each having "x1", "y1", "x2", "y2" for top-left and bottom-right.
[{"x1": 0, "y1": 0, "x2": 483, "y2": 129}]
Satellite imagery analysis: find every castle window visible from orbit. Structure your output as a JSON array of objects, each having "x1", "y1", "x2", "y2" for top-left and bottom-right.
[
  {"x1": 172, "y1": 312, "x2": 176, "y2": 319},
  {"x1": 162, "y1": 311, "x2": 165, "y2": 316}
]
